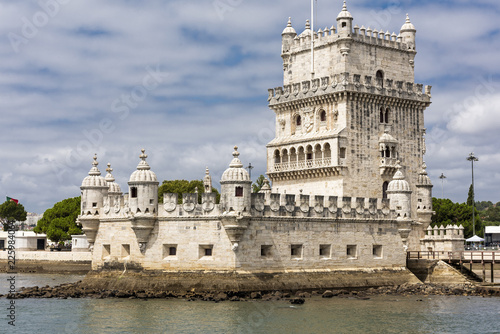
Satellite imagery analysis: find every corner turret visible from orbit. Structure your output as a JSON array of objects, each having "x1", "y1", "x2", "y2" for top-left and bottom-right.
[
  {"x1": 79, "y1": 154, "x2": 108, "y2": 250},
  {"x1": 416, "y1": 162, "x2": 434, "y2": 229},
  {"x1": 336, "y1": 1, "x2": 353, "y2": 37},
  {"x1": 220, "y1": 146, "x2": 252, "y2": 215},
  {"x1": 127, "y1": 149, "x2": 159, "y2": 253},
  {"x1": 400, "y1": 14, "x2": 416, "y2": 51},
  {"x1": 282, "y1": 17, "x2": 297, "y2": 54},
  {"x1": 387, "y1": 162, "x2": 412, "y2": 220}
]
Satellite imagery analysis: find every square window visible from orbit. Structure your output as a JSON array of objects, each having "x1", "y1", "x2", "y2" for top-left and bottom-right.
[
  {"x1": 347, "y1": 245, "x2": 357, "y2": 259},
  {"x1": 131, "y1": 187, "x2": 137, "y2": 198},
  {"x1": 121, "y1": 244, "x2": 130, "y2": 258},
  {"x1": 163, "y1": 244, "x2": 177, "y2": 259},
  {"x1": 261, "y1": 245, "x2": 272, "y2": 257},
  {"x1": 291, "y1": 244, "x2": 303, "y2": 259},
  {"x1": 92, "y1": 202, "x2": 97, "y2": 208},
  {"x1": 373, "y1": 245, "x2": 383, "y2": 258},
  {"x1": 319, "y1": 244, "x2": 331, "y2": 258},
  {"x1": 150, "y1": 199, "x2": 154, "y2": 204},
  {"x1": 102, "y1": 244, "x2": 110, "y2": 259},
  {"x1": 235, "y1": 187, "x2": 243, "y2": 197},
  {"x1": 199, "y1": 245, "x2": 213, "y2": 258}
]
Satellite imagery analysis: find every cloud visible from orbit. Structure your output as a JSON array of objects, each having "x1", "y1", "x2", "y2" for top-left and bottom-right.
[{"x1": 0, "y1": 0, "x2": 498, "y2": 214}]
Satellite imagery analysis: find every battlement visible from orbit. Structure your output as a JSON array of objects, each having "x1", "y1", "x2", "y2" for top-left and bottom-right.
[
  {"x1": 289, "y1": 25, "x2": 408, "y2": 55},
  {"x1": 268, "y1": 73, "x2": 431, "y2": 106},
  {"x1": 158, "y1": 191, "x2": 397, "y2": 220},
  {"x1": 423, "y1": 225, "x2": 464, "y2": 240},
  {"x1": 251, "y1": 193, "x2": 397, "y2": 219}
]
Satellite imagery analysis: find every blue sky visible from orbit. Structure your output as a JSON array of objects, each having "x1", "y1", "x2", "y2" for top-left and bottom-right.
[{"x1": 1, "y1": 0, "x2": 499, "y2": 214}]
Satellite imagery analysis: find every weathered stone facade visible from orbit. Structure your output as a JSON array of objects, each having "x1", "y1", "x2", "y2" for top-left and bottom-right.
[{"x1": 77, "y1": 3, "x2": 448, "y2": 288}]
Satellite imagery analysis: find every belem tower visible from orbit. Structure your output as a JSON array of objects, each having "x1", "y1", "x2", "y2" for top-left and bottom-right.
[{"x1": 77, "y1": 2, "x2": 464, "y2": 290}]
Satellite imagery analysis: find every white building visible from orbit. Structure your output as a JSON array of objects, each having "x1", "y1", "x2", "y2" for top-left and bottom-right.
[
  {"x1": 75, "y1": 3, "x2": 457, "y2": 288},
  {"x1": 0, "y1": 231, "x2": 47, "y2": 251}
]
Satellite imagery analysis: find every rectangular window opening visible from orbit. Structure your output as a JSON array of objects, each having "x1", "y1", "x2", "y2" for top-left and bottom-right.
[
  {"x1": 347, "y1": 245, "x2": 357, "y2": 259},
  {"x1": 261, "y1": 245, "x2": 272, "y2": 258},
  {"x1": 339, "y1": 148, "x2": 346, "y2": 159},
  {"x1": 92, "y1": 202, "x2": 97, "y2": 208},
  {"x1": 163, "y1": 244, "x2": 177, "y2": 259},
  {"x1": 235, "y1": 187, "x2": 243, "y2": 197},
  {"x1": 131, "y1": 187, "x2": 138, "y2": 198},
  {"x1": 121, "y1": 244, "x2": 130, "y2": 259},
  {"x1": 102, "y1": 244, "x2": 111, "y2": 259},
  {"x1": 373, "y1": 245, "x2": 383, "y2": 258},
  {"x1": 319, "y1": 244, "x2": 331, "y2": 258},
  {"x1": 199, "y1": 245, "x2": 214, "y2": 258},
  {"x1": 291, "y1": 244, "x2": 303, "y2": 259}
]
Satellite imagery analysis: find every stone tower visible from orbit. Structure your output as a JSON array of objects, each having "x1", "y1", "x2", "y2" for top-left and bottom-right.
[
  {"x1": 267, "y1": 2, "x2": 431, "y2": 218},
  {"x1": 220, "y1": 146, "x2": 252, "y2": 215}
]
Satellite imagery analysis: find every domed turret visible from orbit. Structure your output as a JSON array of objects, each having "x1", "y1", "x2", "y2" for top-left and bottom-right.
[
  {"x1": 105, "y1": 163, "x2": 122, "y2": 195},
  {"x1": 387, "y1": 162, "x2": 412, "y2": 219},
  {"x1": 400, "y1": 14, "x2": 416, "y2": 51},
  {"x1": 336, "y1": 1, "x2": 353, "y2": 37},
  {"x1": 128, "y1": 149, "x2": 159, "y2": 215},
  {"x1": 80, "y1": 154, "x2": 108, "y2": 216},
  {"x1": 79, "y1": 154, "x2": 108, "y2": 250},
  {"x1": 220, "y1": 146, "x2": 252, "y2": 215},
  {"x1": 416, "y1": 162, "x2": 434, "y2": 228},
  {"x1": 282, "y1": 17, "x2": 297, "y2": 54}
]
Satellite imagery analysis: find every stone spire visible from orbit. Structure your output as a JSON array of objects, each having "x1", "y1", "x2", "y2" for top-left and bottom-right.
[
  {"x1": 203, "y1": 167, "x2": 212, "y2": 193},
  {"x1": 89, "y1": 154, "x2": 101, "y2": 176}
]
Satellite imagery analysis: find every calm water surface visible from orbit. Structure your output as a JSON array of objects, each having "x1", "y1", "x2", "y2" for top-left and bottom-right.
[{"x1": 1, "y1": 274, "x2": 499, "y2": 334}]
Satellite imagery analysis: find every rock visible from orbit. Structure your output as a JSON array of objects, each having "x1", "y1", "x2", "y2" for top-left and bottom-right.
[
  {"x1": 290, "y1": 298, "x2": 305, "y2": 305},
  {"x1": 230, "y1": 296, "x2": 240, "y2": 301},
  {"x1": 322, "y1": 290, "x2": 334, "y2": 298},
  {"x1": 250, "y1": 292, "x2": 262, "y2": 299},
  {"x1": 136, "y1": 293, "x2": 148, "y2": 299}
]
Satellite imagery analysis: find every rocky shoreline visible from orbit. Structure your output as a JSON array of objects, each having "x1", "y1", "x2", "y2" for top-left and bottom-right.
[{"x1": 3, "y1": 282, "x2": 499, "y2": 303}]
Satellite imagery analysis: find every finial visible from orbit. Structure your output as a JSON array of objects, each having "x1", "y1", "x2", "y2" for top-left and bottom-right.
[
  {"x1": 205, "y1": 167, "x2": 210, "y2": 175},
  {"x1": 106, "y1": 163, "x2": 113, "y2": 174},
  {"x1": 305, "y1": 19, "x2": 310, "y2": 30},
  {"x1": 343, "y1": 0, "x2": 347, "y2": 10},
  {"x1": 92, "y1": 154, "x2": 98, "y2": 167},
  {"x1": 406, "y1": 13, "x2": 411, "y2": 23},
  {"x1": 396, "y1": 160, "x2": 401, "y2": 169},
  {"x1": 233, "y1": 146, "x2": 240, "y2": 158},
  {"x1": 287, "y1": 17, "x2": 292, "y2": 27},
  {"x1": 422, "y1": 162, "x2": 427, "y2": 170},
  {"x1": 140, "y1": 149, "x2": 147, "y2": 161}
]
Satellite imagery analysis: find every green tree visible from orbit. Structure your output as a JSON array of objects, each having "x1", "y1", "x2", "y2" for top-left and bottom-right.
[
  {"x1": 0, "y1": 200, "x2": 27, "y2": 231},
  {"x1": 432, "y1": 197, "x2": 483, "y2": 239},
  {"x1": 33, "y1": 197, "x2": 82, "y2": 243},
  {"x1": 467, "y1": 184, "x2": 474, "y2": 207},
  {"x1": 158, "y1": 180, "x2": 220, "y2": 204},
  {"x1": 252, "y1": 175, "x2": 266, "y2": 193}
]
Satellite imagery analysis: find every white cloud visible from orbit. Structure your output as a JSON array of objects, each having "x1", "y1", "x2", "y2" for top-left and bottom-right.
[{"x1": 0, "y1": 0, "x2": 499, "y2": 213}]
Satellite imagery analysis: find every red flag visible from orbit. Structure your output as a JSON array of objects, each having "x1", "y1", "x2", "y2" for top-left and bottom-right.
[{"x1": 6, "y1": 197, "x2": 18, "y2": 204}]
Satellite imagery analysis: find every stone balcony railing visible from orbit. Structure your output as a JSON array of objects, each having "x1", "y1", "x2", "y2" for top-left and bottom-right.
[
  {"x1": 274, "y1": 157, "x2": 332, "y2": 172},
  {"x1": 379, "y1": 157, "x2": 398, "y2": 176}
]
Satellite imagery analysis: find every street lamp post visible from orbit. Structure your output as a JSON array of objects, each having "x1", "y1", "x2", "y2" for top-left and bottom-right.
[
  {"x1": 439, "y1": 173, "x2": 446, "y2": 198},
  {"x1": 246, "y1": 163, "x2": 254, "y2": 181},
  {"x1": 466, "y1": 153, "x2": 478, "y2": 236}
]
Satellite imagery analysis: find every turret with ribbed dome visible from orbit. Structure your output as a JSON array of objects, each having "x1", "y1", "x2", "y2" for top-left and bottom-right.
[
  {"x1": 387, "y1": 162, "x2": 412, "y2": 220},
  {"x1": 400, "y1": 13, "x2": 416, "y2": 51},
  {"x1": 105, "y1": 163, "x2": 122, "y2": 195},
  {"x1": 128, "y1": 149, "x2": 159, "y2": 216},
  {"x1": 282, "y1": 17, "x2": 297, "y2": 54},
  {"x1": 416, "y1": 162, "x2": 434, "y2": 228},
  {"x1": 337, "y1": 1, "x2": 353, "y2": 37},
  {"x1": 79, "y1": 154, "x2": 108, "y2": 251},
  {"x1": 80, "y1": 154, "x2": 108, "y2": 216},
  {"x1": 220, "y1": 146, "x2": 252, "y2": 215}
]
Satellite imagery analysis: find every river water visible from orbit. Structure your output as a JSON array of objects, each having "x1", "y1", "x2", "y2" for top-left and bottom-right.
[{"x1": 1, "y1": 274, "x2": 499, "y2": 334}]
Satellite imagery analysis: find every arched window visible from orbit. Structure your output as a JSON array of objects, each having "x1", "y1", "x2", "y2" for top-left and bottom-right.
[
  {"x1": 382, "y1": 182, "x2": 389, "y2": 199},
  {"x1": 385, "y1": 108, "x2": 390, "y2": 123},
  {"x1": 320, "y1": 110, "x2": 326, "y2": 122},
  {"x1": 274, "y1": 150, "x2": 281, "y2": 164},
  {"x1": 296, "y1": 115, "x2": 301, "y2": 126},
  {"x1": 376, "y1": 70, "x2": 384, "y2": 88},
  {"x1": 380, "y1": 107, "x2": 384, "y2": 123},
  {"x1": 385, "y1": 147, "x2": 391, "y2": 158}
]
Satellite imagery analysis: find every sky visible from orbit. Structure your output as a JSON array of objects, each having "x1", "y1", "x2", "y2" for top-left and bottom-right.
[{"x1": 0, "y1": 0, "x2": 499, "y2": 214}]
